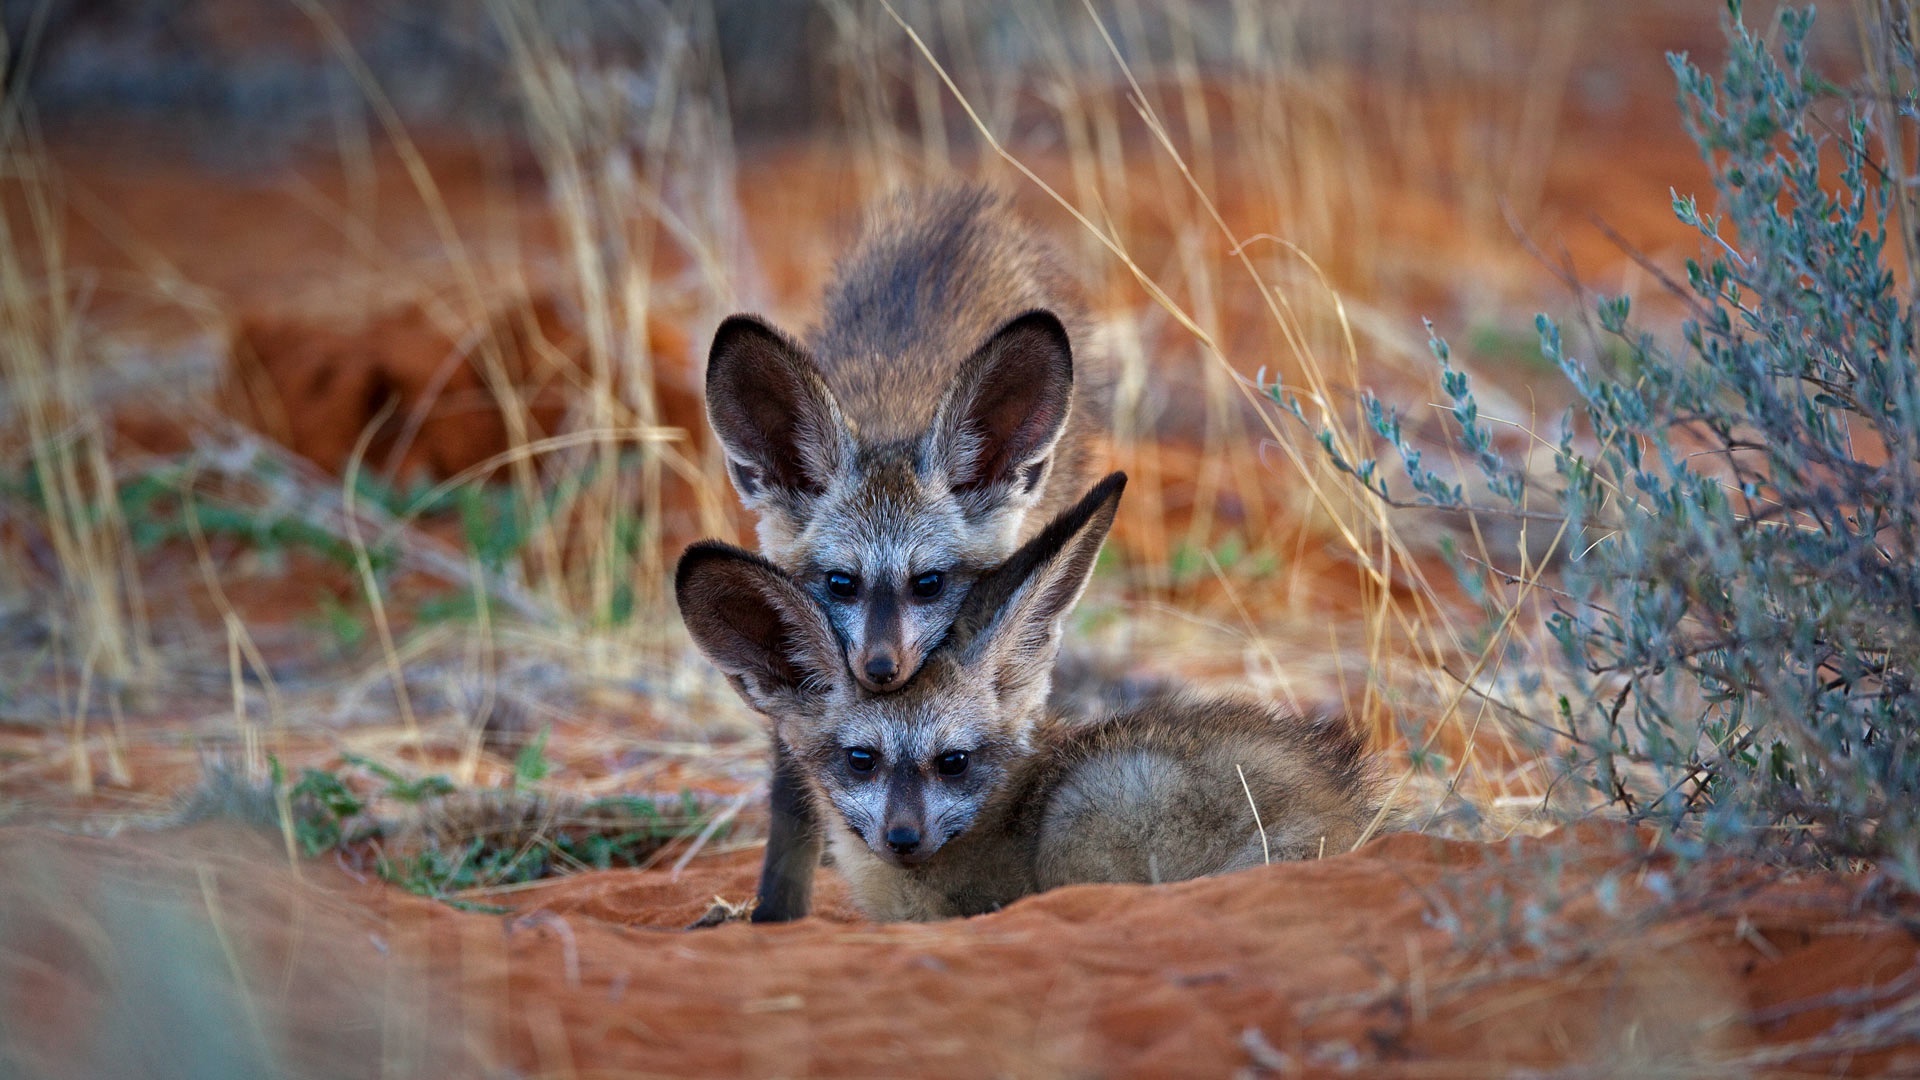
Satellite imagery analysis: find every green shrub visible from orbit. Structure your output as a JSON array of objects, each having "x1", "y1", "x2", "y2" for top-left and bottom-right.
[
  {"x1": 1312, "y1": 3, "x2": 1920, "y2": 880},
  {"x1": 268, "y1": 752, "x2": 719, "y2": 907}
]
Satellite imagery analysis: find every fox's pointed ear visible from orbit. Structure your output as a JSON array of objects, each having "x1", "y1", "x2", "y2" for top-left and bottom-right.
[
  {"x1": 928, "y1": 310, "x2": 1075, "y2": 518},
  {"x1": 951, "y1": 472, "x2": 1125, "y2": 704},
  {"x1": 706, "y1": 315, "x2": 849, "y2": 508},
  {"x1": 676, "y1": 541, "x2": 843, "y2": 716}
]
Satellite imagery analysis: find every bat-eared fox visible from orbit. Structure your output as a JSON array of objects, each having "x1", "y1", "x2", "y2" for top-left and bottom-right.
[
  {"x1": 677, "y1": 473, "x2": 1384, "y2": 922},
  {"x1": 704, "y1": 186, "x2": 1110, "y2": 920}
]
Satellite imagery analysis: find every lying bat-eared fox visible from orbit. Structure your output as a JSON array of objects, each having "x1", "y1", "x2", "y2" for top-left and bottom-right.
[
  {"x1": 677, "y1": 473, "x2": 1385, "y2": 922},
  {"x1": 704, "y1": 186, "x2": 1110, "y2": 920}
]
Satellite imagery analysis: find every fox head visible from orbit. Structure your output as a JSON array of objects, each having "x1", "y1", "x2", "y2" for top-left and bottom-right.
[
  {"x1": 677, "y1": 472, "x2": 1125, "y2": 870},
  {"x1": 704, "y1": 310, "x2": 1077, "y2": 694}
]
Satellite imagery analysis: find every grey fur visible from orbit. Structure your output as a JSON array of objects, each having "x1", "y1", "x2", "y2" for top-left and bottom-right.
[
  {"x1": 676, "y1": 474, "x2": 1387, "y2": 923},
  {"x1": 706, "y1": 185, "x2": 1111, "y2": 693}
]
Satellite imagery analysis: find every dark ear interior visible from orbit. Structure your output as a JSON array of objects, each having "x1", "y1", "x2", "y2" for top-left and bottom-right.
[
  {"x1": 676, "y1": 541, "x2": 834, "y2": 700},
  {"x1": 705, "y1": 316, "x2": 843, "y2": 499},
  {"x1": 938, "y1": 310, "x2": 1074, "y2": 495},
  {"x1": 950, "y1": 471, "x2": 1126, "y2": 654}
]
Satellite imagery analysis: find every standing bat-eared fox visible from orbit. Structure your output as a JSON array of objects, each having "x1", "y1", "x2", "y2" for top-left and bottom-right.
[
  {"x1": 677, "y1": 473, "x2": 1384, "y2": 921},
  {"x1": 704, "y1": 186, "x2": 1111, "y2": 920}
]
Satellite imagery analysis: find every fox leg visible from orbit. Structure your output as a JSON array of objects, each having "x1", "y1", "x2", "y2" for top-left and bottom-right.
[{"x1": 751, "y1": 742, "x2": 821, "y2": 922}]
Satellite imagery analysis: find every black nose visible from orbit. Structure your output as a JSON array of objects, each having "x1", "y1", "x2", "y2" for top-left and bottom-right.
[
  {"x1": 864, "y1": 654, "x2": 899, "y2": 685},
  {"x1": 884, "y1": 826, "x2": 921, "y2": 854}
]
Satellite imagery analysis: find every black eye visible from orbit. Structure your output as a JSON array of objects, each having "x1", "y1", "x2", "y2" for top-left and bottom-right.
[
  {"x1": 911, "y1": 571, "x2": 945, "y2": 600},
  {"x1": 847, "y1": 747, "x2": 877, "y2": 773},
  {"x1": 936, "y1": 750, "x2": 969, "y2": 778},
  {"x1": 826, "y1": 571, "x2": 858, "y2": 599}
]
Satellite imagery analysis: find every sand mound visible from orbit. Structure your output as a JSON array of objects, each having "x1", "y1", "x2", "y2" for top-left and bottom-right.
[
  {"x1": 0, "y1": 822, "x2": 1912, "y2": 1077},
  {"x1": 220, "y1": 293, "x2": 700, "y2": 482}
]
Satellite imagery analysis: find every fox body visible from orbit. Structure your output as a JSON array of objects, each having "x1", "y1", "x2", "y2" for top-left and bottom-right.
[
  {"x1": 677, "y1": 474, "x2": 1383, "y2": 922},
  {"x1": 823, "y1": 694, "x2": 1376, "y2": 921},
  {"x1": 705, "y1": 186, "x2": 1109, "y2": 920}
]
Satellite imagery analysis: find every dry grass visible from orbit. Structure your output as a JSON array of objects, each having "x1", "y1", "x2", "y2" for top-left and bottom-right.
[
  {"x1": 0, "y1": 110, "x2": 150, "y2": 795},
  {"x1": 0, "y1": 1, "x2": 1666, "y2": 849},
  {"x1": 869, "y1": 0, "x2": 1589, "y2": 836}
]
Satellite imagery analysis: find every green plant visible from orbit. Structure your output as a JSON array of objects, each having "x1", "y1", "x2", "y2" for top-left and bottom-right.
[
  {"x1": 1314, "y1": 3, "x2": 1920, "y2": 881},
  {"x1": 339, "y1": 753, "x2": 455, "y2": 803},
  {"x1": 100, "y1": 454, "x2": 561, "y2": 635},
  {"x1": 1165, "y1": 533, "x2": 1277, "y2": 587},
  {"x1": 513, "y1": 725, "x2": 552, "y2": 788},
  {"x1": 311, "y1": 594, "x2": 368, "y2": 654},
  {"x1": 108, "y1": 463, "x2": 383, "y2": 569},
  {"x1": 273, "y1": 756, "x2": 364, "y2": 857},
  {"x1": 268, "y1": 754, "x2": 718, "y2": 904},
  {"x1": 380, "y1": 790, "x2": 715, "y2": 903}
]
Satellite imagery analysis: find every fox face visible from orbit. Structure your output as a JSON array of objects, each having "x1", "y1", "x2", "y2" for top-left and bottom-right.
[
  {"x1": 677, "y1": 473, "x2": 1125, "y2": 870},
  {"x1": 704, "y1": 310, "x2": 1076, "y2": 694},
  {"x1": 779, "y1": 676, "x2": 1023, "y2": 868}
]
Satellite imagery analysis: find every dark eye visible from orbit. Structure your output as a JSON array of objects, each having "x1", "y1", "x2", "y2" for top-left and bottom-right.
[
  {"x1": 825, "y1": 571, "x2": 858, "y2": 599},
  {"x1": 936, "y1": 750, "x2": 969, "y2": 778},
  {"x1": 847, "y1": 747, "x2": 877, "y2": 773},
  {"x1": 911, "y1": 571, "x2": 945, "y2": 600}
]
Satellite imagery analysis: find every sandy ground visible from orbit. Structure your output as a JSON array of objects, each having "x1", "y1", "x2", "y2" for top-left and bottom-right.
[{"x1": 1, "y1": 820, "x2": 1914, "y2": 1077}]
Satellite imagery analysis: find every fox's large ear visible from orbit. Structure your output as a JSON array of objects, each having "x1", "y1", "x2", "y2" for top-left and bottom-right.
[
  {"x1": 706, "y1": 315, "x2": 849, "y2": 508},
  {"x1": 928, "y1": 310, "x2": 1075, "y2": 518},
  {"x1": 950, "y1": 472, "x2": 1125, "y2": 705},
  {"x1": 676, "y1": 541, "x2": 844, "y2": 716}
]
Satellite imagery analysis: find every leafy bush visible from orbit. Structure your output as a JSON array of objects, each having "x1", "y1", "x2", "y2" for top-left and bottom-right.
[{"x1": 1314, "y1": 3, "x2": 1920, "y2": 880}]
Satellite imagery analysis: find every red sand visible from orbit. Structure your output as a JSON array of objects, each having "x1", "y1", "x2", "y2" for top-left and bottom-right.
[{"x1": 1, "y1": 822, "x2": 1912, "y2": 1077}]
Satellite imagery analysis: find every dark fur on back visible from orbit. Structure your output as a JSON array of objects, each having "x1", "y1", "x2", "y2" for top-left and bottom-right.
[
  {"x1": 806, "y1": 186, "x2": 1110, "y2": 527},
  {"x1": 811, "y1": 188, "x2": 1103, "y2": 433}
]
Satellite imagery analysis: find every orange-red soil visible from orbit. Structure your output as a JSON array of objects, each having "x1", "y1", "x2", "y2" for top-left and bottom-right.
[{"x1": 1, "y1": 821, "x2": 1912, "y2": 1078}]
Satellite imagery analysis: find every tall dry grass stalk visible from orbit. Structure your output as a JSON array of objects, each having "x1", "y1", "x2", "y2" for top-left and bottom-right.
[
  {"x1": 287, "y1": 0, "x2": 747, "y2": 690},
  {"x1": 849, "y1": 1, "x2": 1589, "y2": 829},
  {"x1": 262, "y1": 0, "x2": 1595, "y2": 828},
  {"x1": 3, "y1": 2, "x2": 1602, "y2": 836},
  {"x1": 482, "y1": 0, "x2": 743, "y2": 673},
  {"x1": 0, "y1": 86, "x2": 149, "y2": 791}
]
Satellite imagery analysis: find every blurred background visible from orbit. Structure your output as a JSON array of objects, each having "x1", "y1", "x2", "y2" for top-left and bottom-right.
[{"x1": 0, "y1": 2, "x2": 1896, "y2": 1077}]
